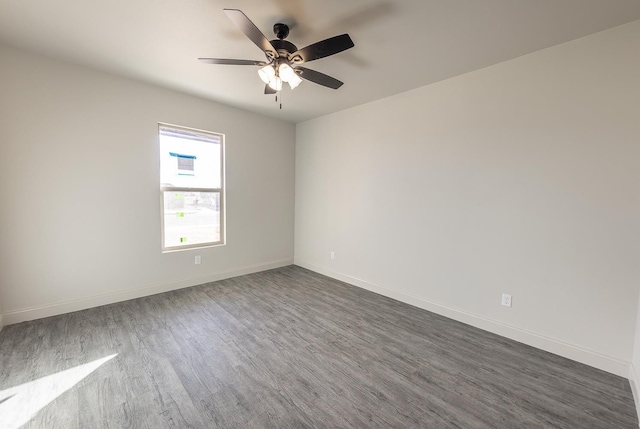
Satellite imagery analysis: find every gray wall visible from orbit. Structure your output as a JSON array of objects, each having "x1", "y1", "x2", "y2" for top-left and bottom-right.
[
  {"x1": 295, "y1": 21, "x2": 640, "y2": 376},
  {"x1": 0, "y1": 44, "x2": 295, "y2": 324}
]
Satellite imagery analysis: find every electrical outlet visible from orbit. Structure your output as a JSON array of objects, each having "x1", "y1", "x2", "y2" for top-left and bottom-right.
[
  {"x1": 501, "y1": 294, "x2": 512, "y2": 308},
  {"x1": 195, "y1": 255, "x2": 201, "y2": 265},
  {"x1": 330, "y1": 251, "x2": 335, "y2": 260}
]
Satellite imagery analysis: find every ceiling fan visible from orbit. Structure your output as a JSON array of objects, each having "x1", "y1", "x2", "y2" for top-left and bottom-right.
[{"x1": 199, "y1": 9, "x2": 355, "y2": 94}]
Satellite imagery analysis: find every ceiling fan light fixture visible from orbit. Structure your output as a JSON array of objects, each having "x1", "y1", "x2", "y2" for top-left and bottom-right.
[
  {"x1": 258, "y1": 64, "x2": 276, "y2": 84},
  {"x1": 268, "y1": 76, "x2": 283, "y2": 91}
]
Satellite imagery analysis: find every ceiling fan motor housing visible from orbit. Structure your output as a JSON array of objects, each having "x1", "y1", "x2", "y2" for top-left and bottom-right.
[{"x1": 270, "y1": 39, "x2": 298, "y2": 61}]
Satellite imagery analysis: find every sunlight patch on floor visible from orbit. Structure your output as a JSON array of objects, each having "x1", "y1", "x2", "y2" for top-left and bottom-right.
[{"x1": 0, "y1": 354, "x2": 117, "y2": 429}]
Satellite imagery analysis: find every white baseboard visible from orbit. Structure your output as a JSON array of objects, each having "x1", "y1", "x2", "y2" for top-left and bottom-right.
[
  {"x1": 629, "y1": 364, "x2": 640, "y2": 427},
  {"x1": 295, "y1": 259, "x2": 630, "y2": 378},
  {"x1": 2, "y1": 258, "x2": 294, "y2": 326},
  {"x1": 0, "y1": 312, "x2": 4, "y2": 332}
]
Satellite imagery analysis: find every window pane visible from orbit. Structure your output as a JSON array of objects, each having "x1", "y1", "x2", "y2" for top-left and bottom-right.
[
  {"x1": 163, "y1": 191, "x2": 221, "y2": 248},
  {"x1": 159, "y1": 130, "x2": 221, "y2": 189}
]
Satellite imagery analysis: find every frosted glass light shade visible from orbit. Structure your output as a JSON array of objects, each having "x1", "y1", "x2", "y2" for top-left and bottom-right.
[
  {"x1": 268, "y1": 76, "x2": 283, "y2": 91},
  {"x1": 258, "y1": 65, "x2": 276, "y2": 84},
  {"x1": 278, "y1": 63, "x2": 296, "y2": 82},
  {"x1": 288, "y1": 73, "x2": 302, "y2": 89}
]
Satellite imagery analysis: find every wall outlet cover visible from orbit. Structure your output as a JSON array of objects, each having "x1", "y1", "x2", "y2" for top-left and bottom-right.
[{"x1": 501, "y1": 294, "x2": 512, "y2": 307}]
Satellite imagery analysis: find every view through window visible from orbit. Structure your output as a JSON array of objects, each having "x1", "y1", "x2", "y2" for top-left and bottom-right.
[{"x1": 159, "y1": 123, "x2": 224, "y2": 251}]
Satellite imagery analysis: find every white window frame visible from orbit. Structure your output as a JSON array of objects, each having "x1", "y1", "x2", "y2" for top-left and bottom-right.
[{"x1": 159, "y1": 123, "x2": 225, "y2": 252}]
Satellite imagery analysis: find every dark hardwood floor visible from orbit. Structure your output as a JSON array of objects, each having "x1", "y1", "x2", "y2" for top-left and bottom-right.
[{"x1": 0, "y1": 265, "x2": 637, "y2": 428}]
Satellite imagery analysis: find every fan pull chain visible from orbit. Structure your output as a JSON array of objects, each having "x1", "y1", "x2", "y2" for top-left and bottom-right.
[{"x1": 274, "y1": 90, "x2": 283, "y2": 110}]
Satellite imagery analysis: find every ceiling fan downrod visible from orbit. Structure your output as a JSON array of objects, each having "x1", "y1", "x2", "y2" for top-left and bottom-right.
[{"x1": 273, "y1": 23, "x2": 289, "y2": 40}]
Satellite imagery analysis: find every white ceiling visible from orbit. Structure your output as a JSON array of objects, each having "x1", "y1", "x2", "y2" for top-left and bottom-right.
[{"x1": 1, "y1": 0, "x2": 640, "y2": 123}]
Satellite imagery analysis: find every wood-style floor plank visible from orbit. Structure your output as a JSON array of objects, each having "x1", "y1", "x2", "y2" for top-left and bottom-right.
[{"x1": 0, "y1": 265, "x2": 637, "y2": 428}]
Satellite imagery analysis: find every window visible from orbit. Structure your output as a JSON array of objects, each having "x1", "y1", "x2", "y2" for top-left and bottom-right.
[{"x1": 159, "y1": 123, "x2": 224, "y2": 251}]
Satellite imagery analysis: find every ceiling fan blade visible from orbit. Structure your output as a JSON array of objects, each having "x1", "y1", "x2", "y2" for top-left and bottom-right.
[
  {"x1": 295, "y1": 67, "x2": 344, "y2": 89},
  {"x1": 264, "y1": 84, "x2": 277, "y2": 95},
  {"x1": 224, "y1": 9, "x2": 278, "y2": 59},
  {"x1": 289, "y1": 34, "x2": 354, "y2": 64},
  {"x1": 198, "y1": 58, "x2": 267, "y2": 66}
]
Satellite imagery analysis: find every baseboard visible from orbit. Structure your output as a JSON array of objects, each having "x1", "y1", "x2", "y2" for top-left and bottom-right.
[
  {"x1": 295, "y1": 259, "x2": 630, "y2": 378},
  {"x1": 2, "y1": 258, "x2": 294, "y2": 326},
  {"x1": 630, "y1": 364, "x2": 640, "y2": 427},
  {"x1": 0, "y1": 312, "x2": 4, "y2": 332}
]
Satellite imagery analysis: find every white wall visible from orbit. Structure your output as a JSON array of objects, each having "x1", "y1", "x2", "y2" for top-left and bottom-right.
[
  {"x1": 295, "y1": 21, "x2": 640, "y2": 376},
  {"x1": 0, "y1": 45, "x2": 295, "y2": 323}
]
